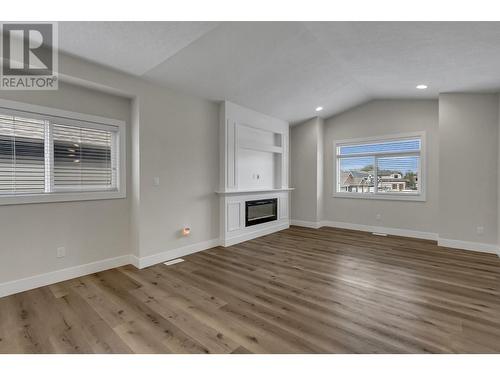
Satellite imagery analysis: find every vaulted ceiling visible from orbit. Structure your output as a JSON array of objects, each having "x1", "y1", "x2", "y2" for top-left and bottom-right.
[{"x1": 59, "y1": 21, "x2": 500, "y2": 124}]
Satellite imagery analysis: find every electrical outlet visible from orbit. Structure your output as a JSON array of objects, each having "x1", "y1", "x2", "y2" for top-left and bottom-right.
[
  {"x1": 376, "y1": 214, "x2": 381, "y2": 221},
  {"x1": 57, "y1": 247, "x2": 66, "y2": 258},
  {"x1": 477, "y1": 226, "x2": 484, "y2": 235}
]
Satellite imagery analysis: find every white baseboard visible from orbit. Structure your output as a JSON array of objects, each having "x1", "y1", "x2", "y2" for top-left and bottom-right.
[
  {"x1": 290, "y1": 220, "x2": 322, "y2": 229},
  {"x1": 134, "y1": 238, "x2": 221, "y2": 269},
  {"x1": 296, "y1": 219, "x2": 499, "y2": 256},
  {"x1": 0, "y1": 255, "x2": 131, "y2": 299},
  {"x1": 222, "y1": 223, "x2": 289, "y2": 247},
  {"x1": 0, "y1": 238, "x2": 222, "y2": 298},
  {"x1": 437, "y1": 238, "x2": 499, "y2": 255},
  {"x1": 129, "y1": 254, "x2": 141, "y2": 269},
  {"x1": 320, "y1": 220, "x2": 438, "y2": 241},
  {"x1": 2, "y1": 226, "x2": 498, "y2": 299}
]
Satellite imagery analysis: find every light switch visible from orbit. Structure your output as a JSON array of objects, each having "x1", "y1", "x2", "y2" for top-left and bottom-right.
[{"x1": 153, "y1": 176, "x2": 160, "y2": 186}]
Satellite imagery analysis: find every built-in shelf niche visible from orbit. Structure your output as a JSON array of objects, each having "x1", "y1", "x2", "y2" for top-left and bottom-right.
[
  {"x1": 219, "y1": 100, "x2": 289, "y2": 193},
  {"x1": 236, "y1": 123, "x2": 285, "y2": 191}
]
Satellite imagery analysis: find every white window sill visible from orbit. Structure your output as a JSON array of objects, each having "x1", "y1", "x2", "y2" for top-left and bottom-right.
[
  {"x1": 332, "y1": 192, "x2": 426, "y2": 202},
  {"x1": 0, "y1": 190, "x2": 126, "y2": 206}
]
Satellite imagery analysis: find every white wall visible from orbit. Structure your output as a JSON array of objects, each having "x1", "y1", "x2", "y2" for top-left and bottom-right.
[
  {"x1": 60, "y1": 53, "x2": 221, "y2": 261},
  {"x1": 439, "y1": 94, "x2": 498, "y2": 245},
  {"x1": 290, "y1": 117, "x2": 323, "y2": 223},
  {"x1": 236, "y1": 122, "x2": 280, "y2": 190},
  {"x1": 0, "y1": 53, "x2": 222, "y2": 288},
  {"x1": 137, "y1": 87, "x2": 219, "y2": 257},
  {"x1": 293, "y1": 97, "x2": 500, "y2": 252},
  {"x1": 323, "y1": 100, "x2": 439, "y2": 234},
  {"x1": 238, "y1": 150, "x2": 276, "y2": 189},
  {"x1": 0, "y1": 82, "x2": 131, "y2": 283},
  {"x1": 316, "y1": 117, "x2": 324, "y2": 222}
]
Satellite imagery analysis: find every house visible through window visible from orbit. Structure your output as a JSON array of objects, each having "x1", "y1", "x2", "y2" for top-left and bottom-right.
[
  {"x1": 335, "y1": 133, "x2": 424, "y2": 200},
  {"x1": 0, "y1": 101, "x2": 125, "y2": 205}
]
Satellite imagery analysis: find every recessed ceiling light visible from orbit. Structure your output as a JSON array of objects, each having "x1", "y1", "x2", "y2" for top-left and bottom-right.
[
  {"x1": 416, "y1": 84, "x2": 428, "y2": 90},
  {"x1": 315, "y1": 106, "x2": 323, "y2": 112}
]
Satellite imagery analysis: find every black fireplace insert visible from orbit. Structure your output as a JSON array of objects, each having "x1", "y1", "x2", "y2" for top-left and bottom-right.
[{"x1": 245, "y1": 198, "x2": 278, "y2": 227}]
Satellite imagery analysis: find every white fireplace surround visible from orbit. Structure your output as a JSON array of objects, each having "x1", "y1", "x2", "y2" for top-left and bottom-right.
[{"x1": 217, "y1": 101, "x2": 292, "y2": 246}]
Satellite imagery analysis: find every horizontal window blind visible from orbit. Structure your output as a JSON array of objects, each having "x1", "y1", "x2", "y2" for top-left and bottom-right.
[
  {"x1": 339, "y1": 138, "x2": 421, "y2": 156},
  {"x1": 336, "y1": 134, "x2": 423, "y2": 197},
  {"x1": 53, "y1": 124, "x2": 115, "y2": 190},
  {"x1": 0, "y1": 114, "x2": 46, "y2": 194},
  {"x1": 0, "y1": 105, "x2": 121, "y2": 199}
]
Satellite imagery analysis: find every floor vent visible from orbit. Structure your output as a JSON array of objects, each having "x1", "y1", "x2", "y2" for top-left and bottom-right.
[
  {"x1": 164, "y1": 258, "x2": 185, "y2": 266},
  {"x1": 372, "y1": 232, "x2": 388, "y2": 237}
]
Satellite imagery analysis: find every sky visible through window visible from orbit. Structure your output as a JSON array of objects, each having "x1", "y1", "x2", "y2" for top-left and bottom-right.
[{"x1": 339, "y1": 139, "x2": 420, "y2": 173}]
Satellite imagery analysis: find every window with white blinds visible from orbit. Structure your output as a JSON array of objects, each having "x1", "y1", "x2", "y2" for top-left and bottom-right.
[
  {"x1": 0, "y1": 100, "x2": 125, "y2": 205},
  {"x1": 334, "y1": 132, "x2": 426, "y2": 201},
  {"x1": 53, "y1": 124, "x2": 115, "y2": 190},
  {"x1": 0, "y1": 114, "x2": 46, "y2": 194}
]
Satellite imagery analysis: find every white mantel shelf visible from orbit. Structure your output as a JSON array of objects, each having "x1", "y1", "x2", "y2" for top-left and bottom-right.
[{"x1": 216, "y1": 188, "x2": 295, "y2": 195}]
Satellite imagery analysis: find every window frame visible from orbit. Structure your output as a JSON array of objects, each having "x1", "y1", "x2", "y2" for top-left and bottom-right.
[
  {"x1": 333, "y1": 131, "x2": 426, "y2": 202},
  {"x1": 0, "y1": 98, "x2": 126, "y2": 206}
]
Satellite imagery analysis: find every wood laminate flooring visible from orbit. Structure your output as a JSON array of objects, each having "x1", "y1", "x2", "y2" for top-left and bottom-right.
[{"x1": 1, "y1": 226, "x2": 500, "y2": 353}]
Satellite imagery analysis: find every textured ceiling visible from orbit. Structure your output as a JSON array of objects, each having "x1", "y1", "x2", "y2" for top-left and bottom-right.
[
  {"x1": 58, "y1": 21, "x2": 500, "y2": 124},
  {"x1": 58, "y1": 22, "x2": 219, "y2": 75}
]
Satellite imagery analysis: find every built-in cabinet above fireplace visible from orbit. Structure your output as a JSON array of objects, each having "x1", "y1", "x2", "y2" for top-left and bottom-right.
[
  {"x1": 217, "y1": 101, "x2": 292, "y2": 246},
  {"x1": 219, "y1": 102, "x2": 289, "y2": 193}
]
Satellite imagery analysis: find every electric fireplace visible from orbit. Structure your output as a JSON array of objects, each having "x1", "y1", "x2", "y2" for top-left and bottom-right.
[{"x1": 245, "y1": 198, "x2": 278, "y2": 227}]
